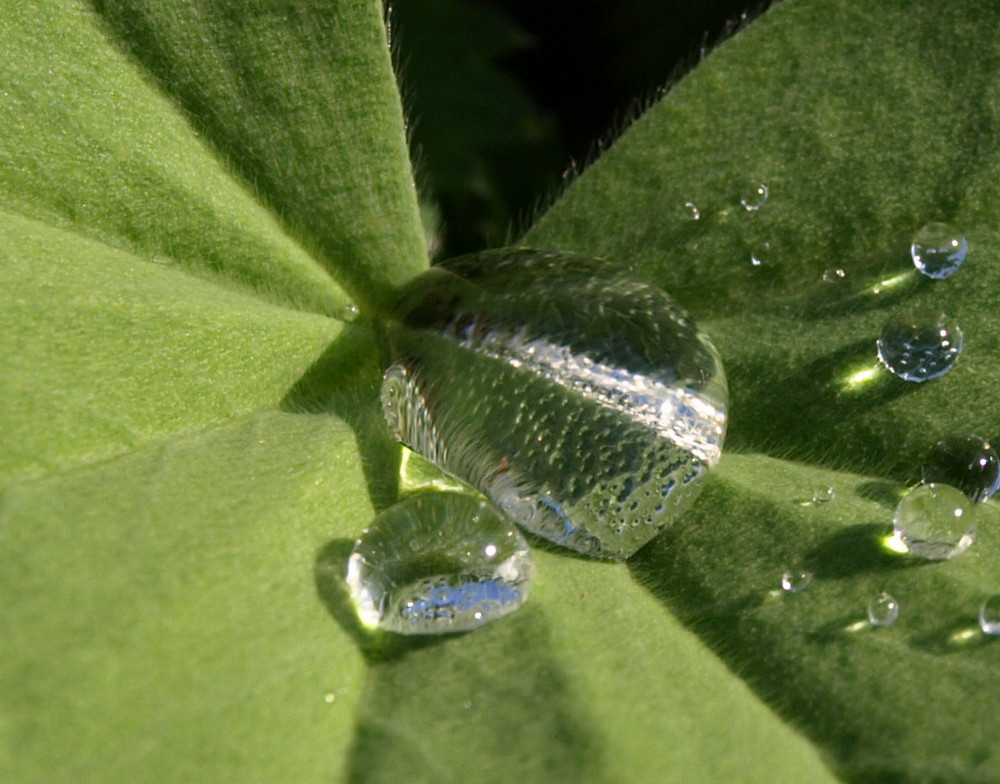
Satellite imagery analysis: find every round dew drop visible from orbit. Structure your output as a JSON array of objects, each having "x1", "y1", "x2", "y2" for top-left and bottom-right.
[
  {"x1": 911, "y1": 222, "x2": 968, "y2": 279},
  {"x1": 876, "y1": 310, "x2": 963, "y2": 382},
  {"x1": 346, "y1": 492, "x2": 534, "y2": 635},
  {"x1": 921, "y1": 434, "x2": 1000, "y2": 503},
  {"x1": 891, "y1": 483, "x2": 976, "y2": 560},
  {"x1": 867, "y1": 591, "x2": 900, "y2": 627},
  {"x1": 740, "y1": 182, "x2": 768, "y2": 211},
  {"x1": 780, "y1": 570, "x2": 813, "y2": 593}
]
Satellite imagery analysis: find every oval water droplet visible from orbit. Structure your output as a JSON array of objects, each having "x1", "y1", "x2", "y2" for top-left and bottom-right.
[
  {"x1": 380, "y1": 248, "x2": 728, "y2": 559},
  {"x1": 682, "y1": 201, "x2": 700, "y2": 221},
  {"x1": 979, "y1": 595, "x2": 1000, "y2": 636},
  {"x1": 346, "y1": 492, "x2": 534, "y2": 635},
  {"x1": 749, "y1": 240, "x2": 772, "y2": 267},
  {"x1": 911, "y1": 222, "x2": 968, "y2": 280},
  {"x1": 922, "y1": 434, "x2": 1000, "y2": 503},
  {"x1": 876, "y1": 310, "x2": 963, "y2": 382},
  {"x1": 821, "y1": 268, "x2": 846, "y2": 283},
  {"x1": 867, "y1": 591, "x2": 900, "y2": 627},
  {"x1": 780, "y1": 570, "x2": 813, "y2": 593},
  {"x1": 892, "y1": 483, "x2": 976, "y2": 560},
  {"x1": 740, "y1": 181, "x2": 768, "y2": 211}
]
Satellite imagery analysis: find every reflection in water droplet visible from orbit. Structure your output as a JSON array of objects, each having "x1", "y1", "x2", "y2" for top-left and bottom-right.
[
  {"x1": 911, "y1": 222, "x2": 968, "y2": 280},
  {"x1": 780, "y1": 570, "x2": 813, "y2": 593},
  {"x1": 346, "y1": 492, "x2": 534, "y2": 635},
  {"x1": 979, "y1": 595, "x2": 1000, "y2": 636},
  {"x1": 682, "y1": 201, "x2": 700, "y2": 220},
  {"x1": 867, "y1": 591, "x2": 900, "y2": 627},
  {"x1": 922, "y1": 434, "x2": 1000, "y2": 503},
  {"x1": 892, "y1": 483, "x2": 976, "y2": 560},
  {"x1": 740, "y1": 182, "x2": 769, "y2": 211},
  {"x1": 380, "y1": 249, "x2": 727, "y2": 559},
  {"x1": 876, "y1": 310, "x2": 963, "y2": 382}
]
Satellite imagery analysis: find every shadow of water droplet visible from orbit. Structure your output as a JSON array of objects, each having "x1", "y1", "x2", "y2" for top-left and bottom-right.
[
  {"x1": 343, "y1": 607, "x2": 609, "y2": 784},
  {"x1": 803, "y1": 523, "x2": 917, "y2": 579}
]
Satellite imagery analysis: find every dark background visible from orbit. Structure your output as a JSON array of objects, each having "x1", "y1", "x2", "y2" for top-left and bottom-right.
[{"x1": 392, "y1": 0, "x2": 770, "y2": 258}]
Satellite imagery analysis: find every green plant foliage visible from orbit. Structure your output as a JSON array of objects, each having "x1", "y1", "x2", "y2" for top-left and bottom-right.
[{"x1": 3, "y1": 0, "x2": 999, "y2": 782}]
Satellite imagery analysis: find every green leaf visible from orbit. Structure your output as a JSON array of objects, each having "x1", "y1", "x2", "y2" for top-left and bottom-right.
[
  {"x1": 5, "y1": 0, "x2": 997, "y2": 782},
  {"x1": 528, "y1": 0, "x2": 1000, "y2": 779}
]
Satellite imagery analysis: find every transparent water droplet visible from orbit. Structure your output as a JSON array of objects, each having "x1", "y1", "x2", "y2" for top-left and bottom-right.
[
  {"x1": 381, "y1": 248, "x2": 728, "y2": 559},
  {"x1": 867, "y1": 591, "x2": 900, "y2": 627},
  {"x1": 336, "y1": 303, "x2": 360, "y2": 323},
  {"x1": 324, "y1": 692, "x2": 336, "y2": 704},
  {"x1": 780, "y1": 570, "x2": 813, "y2": 593},
  {"x1": 911, "y1": 222, "x2": 968, "y2": 280},
  {"x1": 892, "y1": 483, "x2": 976, "y2": 560},
  {"x1": 922, "y1": 434, "x2": 1000, "y2": 503},
  {"x1": 682, "y1": 201, "x2": 700, "y2": 220},
  {"x1": 978, "y1": 595, "x2": 1000, "y2": 636},
  {"x1": 346, "y1": 492, "x2": 533, "y2": 635},
  {"x1": 740, "y1": 182, "x2": 769, "y2": 211},
  {"x1": 876, "y1": 310, "x2": 963, "y2": 382},
  {"x1": 749, "y1": 240, "x2": 772, "y2": 267},
  {"x1": 821, "y1": 268, "x2": 846, "y2": 283},
  {"x1": 150, "y1": 254, "x2": 173, "y2": 265},
  {"x1": 795, "y1": 484, "x2": 836, "y2": 506}
]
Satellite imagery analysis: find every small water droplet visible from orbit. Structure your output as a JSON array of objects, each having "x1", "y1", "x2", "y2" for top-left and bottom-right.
[
  {"x1": 462, "y1": 699, "x2": 473, "y2": 709},
  {"x1": 911, "y1": 222, "x2": 968, "y2": 280},
  {"x1": 151, "y1": 255, "x2": 173, "y2": 265},
  {"x1": 867, "y1": 591, "x2": 900, "y2": 627},
  {"x1": 336, "y1": 303, "x2": 360, "y2": 323},
  {"x1": 876, "y1": 310, "x2": 963, "y2": 382},
  {"x1": 682, "y1": 201, "x2": 700, "y2": 220},
  {"x1": 795, "y1": 484, "x2": 836, "y2": 506},
  {"x1": 978, "y1": 595, "x2": 1000, "y2": 636},
  {"x1": 821, "y1": 268, "x2": 846, "y2": 283},
  {"x1": 780, "y1": 570, "x2": 813, "y2": 593},
  {"x1": 749, "y1": 240, "x2": 772, "y2": 267},
  {"x1": 324, "y1": 693, "x2": 336, "y2": 704},
  {"x1": 740, "y1": 182, "x2": 769, "y2": 211},
  {"x1": 381, "y1": 249, "x2": 727, "y2": 559},
  {"x1": 892, "y1": 483, "x2": 976, "y2": 560},
  {"x1": 346, "y1": 492, "x2": 534, "y2": 635},
  {"x1": 922, "y1": 434, "x2": 1000, "y2": 503}
]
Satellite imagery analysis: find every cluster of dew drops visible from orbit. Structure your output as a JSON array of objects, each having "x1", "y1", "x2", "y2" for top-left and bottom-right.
[{"x1": 694, "y1": 183, "x2": 1000, "y2": 636}]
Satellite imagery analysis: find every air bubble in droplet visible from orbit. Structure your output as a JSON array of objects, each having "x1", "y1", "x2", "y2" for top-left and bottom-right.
[
  {"x1": 911, "y1": 222, "x2": 968, "y2": 280},
  {"x1": 740, "y1": 182, "x2": 769, "y2": 211},
  {"x1": 922, "y1": 434, "x2": 1000, "y2": 503},
  {"x1": 978, "y1": 595, "x2": 1000, "y2": 636},
  {"x1": 682, "y1": 201, "x2": 700, "y2": 220},
  {"x1": 381, "y1": 248, "x2": 727, "y2": 560},
  {"x1": 891, "y1": 483, "x2": 976, "y2": 560},
  {"x1": 876, "y1": 310, "x2": 963, "y2": 382},
  {"x1": 780, "y1": 570, "x2": 813, "y2": 593},
  {"x1": 346, "y1": 492, "x2": 534, "y2": 635},
  {"x1": 867, "y1": 591, "x2": 900, "y2": 627}
]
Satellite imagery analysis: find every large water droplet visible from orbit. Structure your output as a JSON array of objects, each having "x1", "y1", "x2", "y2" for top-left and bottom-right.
[
  {"x1": 876, "y1": 310, "x2": 963, "y2": 382},
  {"x1": 922, "y1": 434, "x2": 1000, "y2": 503},
  {"x1": 911, "y1": 222, "x2": 968, "y2": 280},
  {"x1": 867, "y1": 591, "x2": 900, "y2": 627},
  {"x1": 380, "y1": 248, "x2": 728, "y2": 559},
  {"x1": 740, "y1": 182, "x2": 769, "y2": 211},
  {"x1": 979, "y1": 595, "x2": 1000, "y2": 636},
  {"x1": 891, "y1": 483, "x2": 976, "y2": 560},
  {"x1": 346, "y1": 492, "x2": 533, "y2": 635}
]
